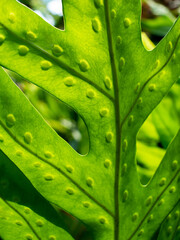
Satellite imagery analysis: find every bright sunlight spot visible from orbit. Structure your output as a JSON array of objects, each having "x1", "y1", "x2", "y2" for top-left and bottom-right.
[{"x1": 47, "y1": 0, "x2": 63, "y2": 16}]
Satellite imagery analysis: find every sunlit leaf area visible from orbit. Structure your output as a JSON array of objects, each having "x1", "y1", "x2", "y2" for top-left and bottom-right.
[
  {"x1": 14, "y1": 0, "x2": 180, "y2": 184},
  {"x1": 0, "y1": 0, "x2": 180, "y2": 239}
]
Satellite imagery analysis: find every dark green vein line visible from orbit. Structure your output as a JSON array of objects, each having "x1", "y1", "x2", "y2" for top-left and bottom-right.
[
  {"x1": 1, "y1": 198, "x2": 41, "y2": 240},
  {"x1": 121, "y1": 34, "x2": 180, "y2": 127},
  {"x1": 0, "y1": 120, "x2": 114, "y2": 218},
  {"x1": 128, "y1": 169, "x2": 180, "y2": 240},
  {"x1": 104, "y1": 1, "x2": 121, "y2": 239},
  {"x1": 0, "y1": 24, "x2": 114, "y2": 102}
]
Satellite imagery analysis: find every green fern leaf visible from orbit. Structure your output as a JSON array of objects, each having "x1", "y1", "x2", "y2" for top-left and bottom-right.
[{"x1": 0, "y1": 1, "x2": 179, "y2": 239}]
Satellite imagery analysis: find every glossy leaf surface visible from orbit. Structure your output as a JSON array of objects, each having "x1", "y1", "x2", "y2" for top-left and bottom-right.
[{"x1": 0, "y1": 0, "x2": 179, "y2": 239}]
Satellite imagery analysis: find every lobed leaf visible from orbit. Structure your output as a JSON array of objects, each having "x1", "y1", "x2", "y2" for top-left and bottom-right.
[{"x1": 0, "y1": 0, "x2": 179, "y2": 239}]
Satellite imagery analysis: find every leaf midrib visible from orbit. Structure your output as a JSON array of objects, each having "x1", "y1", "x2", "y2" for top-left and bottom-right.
[
  {"x1": 104, "y1": 2, "x2": 180, "y2": 240},
  {"x1": 104, "y1": 1, "x2": 121, "y2": 240}
]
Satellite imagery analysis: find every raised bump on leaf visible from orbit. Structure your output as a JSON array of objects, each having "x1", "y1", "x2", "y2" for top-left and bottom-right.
[
  {"x1": 86, "y1": 89, "x2": 95, "y2": 99},
  {"x1": 83, "y1": 202, "x2": 90, "y2": 208},
  {"x1": 18, "y1": 45, "x2": 29, "y2": 56},
  {"x1": 154, "y1": 60, "x2": 160, "y2": 69},
  {"x1": 49, "y1": 236, "x2": 56, "y2": 240},
  {"x1": 52, "y1": 44, "x2": 63, "y2": 57},
  {"x1": 137, "y1": 97, "x2": 143, "y2": 106},
  {"x1": 6, "y1": 113, "x2": 16, "y2": 127},
  {"x1": 44, "y1": 151, "x2": 53, "y2": 159},
  {"x1": 44, "y1": 174, "x2": 54, "y2": 181},
  {"x1": 122, "y1": 190, "x2": 129, "y2": 202},
  {"x1": 137, "y1": 229, "x2": 144, "y2": 237},
  {"x1": 172, "y1": 53, "x2": 176, "y2": 61},
  {"x1": 128, "y1": 115, "x2": 134, "y2": 126},
  {"x1": 135, "y1": 83, "x2": 140, "y2": 93},
  {"x1": 119, "y1": 57, "x2": 125, "y2": 71},
  {"x1": 66, "y1": 188, "x2": 74, "y2": 195},
  {"x1": 158, "y1": 199, "x2": 165, "y2": 206},
  {"x1": 99, "y1": 108, "x2": 109, "y2": 117},
  {"x1": 33, "y1": 162, "x2": 41, "y2": 168},
  {"x1": 172, "y1": 160, "x2": 178, "y2": 170},
  {"x1": 132, "y1": 212, "x2": 139, "y2": 222},
  {"x1": 122, "y1": 163, "x2": 127, "y2": 176},
  {"x1": 16, "y1": 150, "x2": 23, "y2": 157},
  {"x1": 159, "y1": 177, "x2": 166, "y2": 186},
  {"x1": 0, "y1": 134, "x2": 4, "y2": 142},
  {"x1": 122, "y1": 139, "x2": 128, "y2": 152},
  {"x1": 15, "y1": 220, "x2": 23, "y2": 226},
  {"x1": 0, "y1": 34, "x2": 5, "y2": 44},
  {"x1": 24, "y1": 208, "x2": 31, "y2": 214},
  {"x1": 64, "y1": 77, "x2": 75, "y2": 87},
  {"x1": 94, "y1": 0, "x2": 103, "y2": 8},
  {"x1": 175, "y1": 210, "x2": 180, "y2": 219},
  {"x1": 36, "y1": 219, "x2": 44, "y2": 227},
  {"x1": 106, "y1": 132, "x2": 113, "y2": 143},
  {"x1": 167, "y1": 41, "x2": 173, "y2": 52},
  {"x1": 41, "y1": 60, "x2": 52, "y2": 70},
  {"x1": 147, "y1": 214, "x2": 154, "y2": 223},
  {"x1": 26, "y1": 31, "x2": 37, "y2": 41},
  {"x1": 116, "y1": 36, "x2": 122, "y2": 46},
  {"x1": 79, "y1": 59, "x2": 90, "y2": 72},
  {"x1": 99, "y1": 217, "x2": 106, "y2": 224},
  {"x1": 123, "y1": 18, "x2": 131, "y2": 28},
  {"x1": 148, "y1": 84, "x2": 156, "y2": 92},
  {"x1": 169, "y1": 186, "x2": 176, "y2": 193},
  {"x1": 8, "y1": 12, "x2": 16, "y2": 23},
  {"x1": 111, "y1": 9, "x2": 116, "y2": 19},
  {"x1": 66, "y1": 165, "x2": 74, "y2": 173},
  {"x1": 167, "y1": 214, "x2": 172, "y2": 221},
  {"x1": 24, "y1": 132, "x2": 32, "y2": 144},
  {"x1": 104, "y1": 159, "x2": 111, "y2": 168},
  {"x1": 92, "y1": 17, "x2": 101, "y2": 33},
  {"x1": 86, "y1": 177, "x2": 94, "y2": 187},
  {"x1": 104, "y1": 76, "x2": 112, "y2": 90},
  {"x1": 145, "y1": 196, "x2": 153, "y2": 206},
  {"x1": 26, "y1": 234, "x2": 33, "y2": 240},
  {"x1": 167, "y1": 226, "x2": 173, "y2": 235}
]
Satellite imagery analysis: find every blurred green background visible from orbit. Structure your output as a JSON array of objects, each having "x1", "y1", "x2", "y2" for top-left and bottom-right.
[{"x1": 6, "y1": 0, "x2": 180, "y2": 239}]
